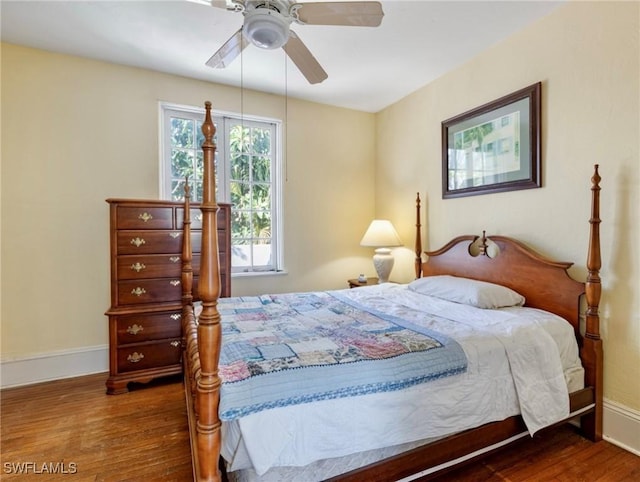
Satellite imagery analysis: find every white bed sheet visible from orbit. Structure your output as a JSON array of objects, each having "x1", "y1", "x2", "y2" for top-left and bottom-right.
[{"x1": 221, "y1": 283, "x2": 584, "y2": 476}]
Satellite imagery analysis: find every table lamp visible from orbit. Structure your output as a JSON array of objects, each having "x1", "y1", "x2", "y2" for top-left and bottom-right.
[{"x1": 360, "y1": 220, "x2": 402, "y2": 283}]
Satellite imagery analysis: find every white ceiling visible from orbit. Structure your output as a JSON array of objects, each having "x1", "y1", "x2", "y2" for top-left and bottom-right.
[{"x1": 1, "y1": 0, "x2": 563, "y2": 113}]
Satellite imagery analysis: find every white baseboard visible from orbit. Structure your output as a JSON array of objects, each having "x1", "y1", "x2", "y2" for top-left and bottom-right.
[
  {"x1": 603, "y1": 398, "x2": 640, "y2": 456},
  {"x1": 0, "y1": 345, "x2": 109, "y2": 389}
]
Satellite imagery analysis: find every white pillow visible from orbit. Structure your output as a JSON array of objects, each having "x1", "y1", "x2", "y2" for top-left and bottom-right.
[{"x1": 408, "y1": 275, "x2": 525, "y2": 309}]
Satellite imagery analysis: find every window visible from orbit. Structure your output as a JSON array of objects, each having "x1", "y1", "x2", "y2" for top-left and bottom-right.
[{"x1": 160, "y1": 103, "x2": 283, "y2": 274}]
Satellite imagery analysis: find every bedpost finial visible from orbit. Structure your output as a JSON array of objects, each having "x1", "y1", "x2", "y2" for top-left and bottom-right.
[
  {"x1": 202, "y1": 101, "x2": 216, "y2": 145},
  {"x1": 184, "y1": 175, "x2": 191, "y2": 200},
  {"x1": 415, "y1": 192, "x2": 423, "y2": 279},
  {"x1": 592, "y1": 164, "x2": 601, "y2": 189},
  {"x1": 590, "y1": 164, "x2": 601, "y2": 224}
]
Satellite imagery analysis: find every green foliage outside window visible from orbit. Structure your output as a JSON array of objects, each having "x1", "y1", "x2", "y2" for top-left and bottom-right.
[
  {"x1": 169, "y1": 115, "x2": 275, "y2": 270},
  {"x1": 170, "y1": 116, "x2": 206, "y2": 201},
  {"x1": 229, "y1": 124, "x2": 272, "y2": 246}
]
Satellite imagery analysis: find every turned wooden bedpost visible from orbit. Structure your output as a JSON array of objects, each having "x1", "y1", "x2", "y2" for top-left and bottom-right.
[
  {"x1": 415, "y1": 193, "x2": 422, "y2": 279},
  {"x1": 197, "y1": 101, "x2": 223, "y2": 481},
  {"x1": 182, "y1": 179, "x2": 194, "y2": 312},
  {"x1": 182, "y1": 179, "x2": 194, "y2": 385},
  {"x1": 582, "y1": 164, "x2": 603, "y2": 441}
]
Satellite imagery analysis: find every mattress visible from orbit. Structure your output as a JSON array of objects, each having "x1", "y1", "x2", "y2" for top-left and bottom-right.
[{"x1": 220, "y1": 283, "x2": 584, "y2": 479}]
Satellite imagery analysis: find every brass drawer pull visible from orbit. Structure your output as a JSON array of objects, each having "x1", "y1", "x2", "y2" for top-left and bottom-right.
[
  {"x1": 130, "y1": 262, "x2": 146, "y2": 272},
  {"x1": 170, "y1": 341, "x2": 180, "y2": 348},
  {"x1": 170, "y1": 314, "x2": 181, "y2": 320},
  {"x1": 169, "y1": 232, "x2": 181, "y2": 239},
  {"x1": 130, "y1": 237, "x2": 146, "y2": 247},
  {"x1": 170, "y1": 280, "x2": 181, "y2": 286},
  {"x1": 169, "y1": 256, "x2": 180, "y2": 263},
  {"x1": 126, "y1": 324, "x2": 144, "y2": 335},
  {"x1": 131, "y1": 287, "x2": 146, "y2": 296},
  {"x1": 127, "y1": 352, "x2": 144, "y2": 363},
  {"x1": 138, "y1": 212, "x2": 153, "y2": 223}
]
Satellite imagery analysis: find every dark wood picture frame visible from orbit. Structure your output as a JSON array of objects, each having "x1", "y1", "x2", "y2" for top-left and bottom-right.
[{"x1": 442, "y1": 82, "x2": 541, "y2": 199}]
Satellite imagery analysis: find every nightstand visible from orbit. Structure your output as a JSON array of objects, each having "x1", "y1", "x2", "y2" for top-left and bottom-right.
[{"x1": 348, "y1": 277, "x2": 379, "y2": 288}]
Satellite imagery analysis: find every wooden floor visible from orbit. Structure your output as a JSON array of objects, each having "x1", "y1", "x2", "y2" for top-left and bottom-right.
[
  {"x1": 1, "y1": 373, "x2": 192, "y2": 481},
  {"x1": 1, "y1": 373, "x2": 638, "y2": 482}
]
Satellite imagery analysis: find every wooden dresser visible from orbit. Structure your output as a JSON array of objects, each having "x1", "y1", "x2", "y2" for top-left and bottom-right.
[{"x1": 105, "y1": 198, "x2": 231, "y2": 394}]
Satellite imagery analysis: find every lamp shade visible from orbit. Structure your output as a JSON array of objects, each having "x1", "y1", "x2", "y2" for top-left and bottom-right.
[{"x1": 360, "y1": 220, "x2": 402, "y2": 247}]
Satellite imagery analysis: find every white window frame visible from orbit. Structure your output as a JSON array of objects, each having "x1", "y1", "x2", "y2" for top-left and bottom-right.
[{"x1": 159, "y1": 102, "x2": 285, "y2": 276}]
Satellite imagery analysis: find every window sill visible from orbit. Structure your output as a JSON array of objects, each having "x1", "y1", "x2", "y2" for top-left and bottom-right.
[{"x1": 231, "y1": 270, "x2": 289, "y2": 278}]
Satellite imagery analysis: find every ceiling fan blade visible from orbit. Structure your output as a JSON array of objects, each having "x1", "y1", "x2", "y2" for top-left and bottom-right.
[
  {"x1": 205, "y1": 28, "x2": 248, "y2": 68},
  {"x1": 293, "y1": 1, "x2": 384, "y2": 27},
  {"x1": 283, "y1": 30, "x2": 328, "y2": 85}
]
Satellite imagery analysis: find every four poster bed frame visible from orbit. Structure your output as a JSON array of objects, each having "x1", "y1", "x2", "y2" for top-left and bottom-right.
[{"x1": 181, "y1": 101, "x2": 603, "y2": 481}]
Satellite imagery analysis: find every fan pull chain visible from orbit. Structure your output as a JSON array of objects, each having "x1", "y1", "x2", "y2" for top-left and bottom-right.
[
  {"x1": 240, "y1": 30, "x2": 244, "y2": 137},
  {"x1": 284, "y1": 49, "x2": 288, "y2": 183}
]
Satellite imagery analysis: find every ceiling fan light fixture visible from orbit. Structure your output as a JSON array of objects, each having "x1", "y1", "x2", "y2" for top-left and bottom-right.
[{"x1": 243, "y1": 10, "x2": 290, "y2": 50}]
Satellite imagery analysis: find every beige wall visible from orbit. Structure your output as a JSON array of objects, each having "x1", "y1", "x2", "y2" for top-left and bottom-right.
[
  {"x1": 375, "y1": 1, "x2": 639, "y2": 411},
  {"x1": 1, "y1": 2, "x2": 638, "y2": 414},
  {"x1": 1, "y1": 44, "x2": 376, "y2": 359}
]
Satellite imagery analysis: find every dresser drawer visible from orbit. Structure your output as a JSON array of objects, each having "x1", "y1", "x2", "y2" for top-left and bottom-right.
[
  {"x1": 117, "y1": 254, "x2": 183, "y2": 280},
  {"x1": 117, "y1": 339, "x2": 182, "y2": 373},
  {"x1": 117, "y1": 278, "x2": 183, "y2": 305},
  {"x1": 177, "y1": 205, "x2": 228, "y2": 231},
  {"x1": 174, "y1": 226, "x2": 226, "y2": 255},
  {"x1": 193, "y1": 232, "x2": 226, "y2": 254},
  {"x1": 117, "y1": 254, "x2": 227, "y2": 280},
  {"x1": 116, "y1": 206, "x2": 174, "y2": 230},
  {"x1": 190, "y1": 232, "x2": 202, "y2": 254},
  {"x1": 220, "y1": 273, "x2": 228, "y2": 298},
  {"x1": 116, "y1": 230, "x2": 183, "y2": 254},
  {"x1": 177, "y1": 208, "x2": 204, "y2": 230},
  {"x1": 115, "y1": 311, "x2": 182, "y2": 344}
]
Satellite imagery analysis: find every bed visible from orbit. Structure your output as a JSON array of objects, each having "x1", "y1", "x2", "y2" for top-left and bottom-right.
[{"x1": 181, "y1": 101, "x2": 603, "y2": 481}]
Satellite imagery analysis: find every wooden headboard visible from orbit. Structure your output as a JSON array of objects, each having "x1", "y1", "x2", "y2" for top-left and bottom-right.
[
  {"x1": 418, "y1": 235, "x2": 584, "y2": 331},
  {"x1": 414, "y1": 165, "x2": 601, "y2": 344}
]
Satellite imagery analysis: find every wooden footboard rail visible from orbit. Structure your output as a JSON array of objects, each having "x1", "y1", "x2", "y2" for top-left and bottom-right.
[
  {"x1": 181, "y1": 180, "x2": 195, "y2": 397},
  {"x1": 181, "y1": 176, "x2": 201, "y2": 480}
]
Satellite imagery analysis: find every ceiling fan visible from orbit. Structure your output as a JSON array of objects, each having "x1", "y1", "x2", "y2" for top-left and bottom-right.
[{"x1": 205, "y1": 0, "x2": 384, "y2": 84}]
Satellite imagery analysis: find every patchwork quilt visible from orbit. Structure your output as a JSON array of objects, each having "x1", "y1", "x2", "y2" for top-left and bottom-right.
[{"x1": 217, "y1": 290, "x2": 467, "y2": 420}]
